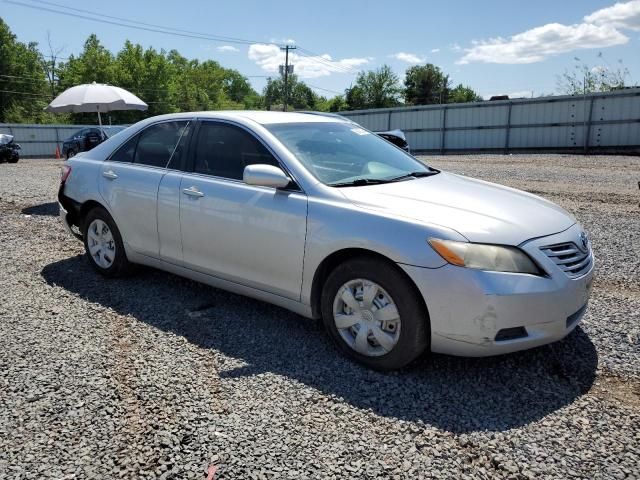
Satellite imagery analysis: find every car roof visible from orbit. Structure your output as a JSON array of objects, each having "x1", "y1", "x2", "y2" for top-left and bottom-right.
[{"x1": 141, "y1": 110, "x2": 352, "y2": 125}]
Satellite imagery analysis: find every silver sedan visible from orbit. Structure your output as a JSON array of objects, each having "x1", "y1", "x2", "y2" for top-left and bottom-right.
[{"x1": 58, "y1": 111, "x2": 594, "y2": 370}]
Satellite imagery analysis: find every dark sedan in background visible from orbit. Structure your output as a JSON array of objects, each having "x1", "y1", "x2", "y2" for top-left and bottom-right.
[{"x1": 62, "y1": 128, "x2": 108, "y2": 159}]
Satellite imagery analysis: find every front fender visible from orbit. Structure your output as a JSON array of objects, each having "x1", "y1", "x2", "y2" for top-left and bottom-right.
[{"x1": 300, "y1": 197, "x2": 465, "y2": 306}]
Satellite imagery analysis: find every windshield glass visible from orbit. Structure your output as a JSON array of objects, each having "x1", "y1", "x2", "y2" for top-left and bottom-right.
[{"x1": 265, "y1": 122, "x2": 432, "y2": 186}]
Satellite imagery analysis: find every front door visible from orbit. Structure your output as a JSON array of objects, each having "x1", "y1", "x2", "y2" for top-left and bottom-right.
[{"x1": 179, "y1": 121, "x2": 308, "y2": 300}]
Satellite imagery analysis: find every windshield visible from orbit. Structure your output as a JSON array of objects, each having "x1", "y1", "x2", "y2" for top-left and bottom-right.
[{"x1": 265, "y1": 122, "x2": 433, "y2": 186}]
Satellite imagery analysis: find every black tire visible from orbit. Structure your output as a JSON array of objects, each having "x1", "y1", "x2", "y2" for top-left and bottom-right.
[
  {"x1": 66, "y1": 149, "x2": 76, "y2": 160},
  {"x1": 82, "y1": 206, "x2": 135, "y2": 277},
  {"x1": 321, "y1": 256, "x2": 430, "y2": 371},
  {"x1": 7, "y1": 155, "x2": 18, "y2": 164}
]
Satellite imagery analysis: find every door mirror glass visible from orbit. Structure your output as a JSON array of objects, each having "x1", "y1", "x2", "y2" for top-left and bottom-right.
[{"x1": 243, "y1": 164, "x2": 290, "y2": 189}]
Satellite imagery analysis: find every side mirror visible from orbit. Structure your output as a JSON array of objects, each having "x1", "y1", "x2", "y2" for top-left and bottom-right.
[{"x1": 243, "y1": 164, "x2": 291, "y2": 189}]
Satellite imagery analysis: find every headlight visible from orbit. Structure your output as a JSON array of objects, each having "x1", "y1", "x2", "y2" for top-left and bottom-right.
[{"x1": 428, "y1": 238, "x2": 542, "y2": 274}]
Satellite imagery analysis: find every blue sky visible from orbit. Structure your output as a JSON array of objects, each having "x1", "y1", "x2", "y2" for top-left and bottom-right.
[{"x1": 3, "y1": 0, "x2": 640, "y2": 99}]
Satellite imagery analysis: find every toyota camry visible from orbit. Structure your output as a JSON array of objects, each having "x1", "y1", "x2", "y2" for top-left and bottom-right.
[{"x1": 58, "y1": 111, "x2": 594, "y2": 370}]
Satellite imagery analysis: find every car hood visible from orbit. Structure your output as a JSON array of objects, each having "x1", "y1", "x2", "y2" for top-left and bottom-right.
[{"x1": 339, "y1": 172, "x2": 575, "y2": 245}]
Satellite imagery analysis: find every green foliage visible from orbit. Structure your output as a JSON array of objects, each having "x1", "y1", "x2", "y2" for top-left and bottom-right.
[
  {"x1": 0, "y1": 17, "x2": 54, "y2": 123},
  {"x1": 262, "y1": 74, "x2": 318, "y2": 111},
  {"x1": 557, "y1": 62, "x2": 632, "y2": 95},
  {"x1": 448, "y1": 84, "x2": 483, "y2": 104},
  {"x1": 0, "y1": 18, "x2": 487, "y2": 124},
  {"x1": 316, "y1": 95, "x2": 347, "y2": 112},
  {"x1": 404, "y1": 64, "x2": 449, "y2": 105},
  {"x1": 345, "y1": 65, "x2": 402, "y2": 110},
  {"x1": 0, "y1": 21, "x2": 267, "y2": 124}
]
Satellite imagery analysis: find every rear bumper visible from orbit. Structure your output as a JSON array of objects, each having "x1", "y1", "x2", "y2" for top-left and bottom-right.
[
  {"x1": 400, "y1": 225, "x2": 594, "y2": 357},
  {"x1": 58, "y1": 187, "x2": 83, "y2": 241}
]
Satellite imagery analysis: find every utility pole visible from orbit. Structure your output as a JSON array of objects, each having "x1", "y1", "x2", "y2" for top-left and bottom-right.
[{"x1": 280, "y1": 45, "x2": 296, "y2": 111}]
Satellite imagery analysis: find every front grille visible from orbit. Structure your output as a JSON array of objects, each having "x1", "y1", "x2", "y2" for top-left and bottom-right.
[{"x1": 540, "y1": 242, "x2": 592, "y2": 278}]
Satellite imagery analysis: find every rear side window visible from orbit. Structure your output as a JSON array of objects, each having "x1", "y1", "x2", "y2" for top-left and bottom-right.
[
  {"x1": 110, "y1": 135, "x2": 138, "y2": 163},
  {"x1": 135, "y1": 121, "x2": 190, "y2": 168},
  {"x1": 193, "y1": 122, "x2": 278, "y2": 180}
]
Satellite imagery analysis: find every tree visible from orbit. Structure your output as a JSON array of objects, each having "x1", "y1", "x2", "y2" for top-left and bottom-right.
[
  {"x1": 317, "y1": 95, "x2": 347, "y2": 112},
  {"x1": 448, "y1": 84, "x2": 482, "y2": 104},
  {"x1": 345, "y1": 65, "x2": 402, "y2": 110},
  {"x1": 404, "y1": 64, "x2": 450, "y2": 105},
  {"x1": 0, "y1": 18, "x2": 55, "y2": 123},
  {"x1": 262, "y1": 74, "x2": 318, "y2": 111},
  {"x1": 557, "y1": 61, "x2": 631, "y2": 95}
]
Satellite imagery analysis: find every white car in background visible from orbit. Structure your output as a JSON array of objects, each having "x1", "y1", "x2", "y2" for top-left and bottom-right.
[{"x1": 58, "y1": 111, "x2": 594, "y2": 370}]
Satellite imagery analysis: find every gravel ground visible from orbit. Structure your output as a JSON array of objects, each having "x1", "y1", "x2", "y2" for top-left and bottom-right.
[{"x1": 0, "y1": 155, "x2": 639, "y2": 479}]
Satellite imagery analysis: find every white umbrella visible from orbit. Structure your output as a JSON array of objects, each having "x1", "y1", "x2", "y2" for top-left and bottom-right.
[{"x1": 45, "y1": 82, "x2": 148, "y2": 127}]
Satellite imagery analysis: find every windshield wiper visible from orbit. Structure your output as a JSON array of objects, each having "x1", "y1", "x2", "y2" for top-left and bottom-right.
[
  {"x1": 388, "y1": 169, "x2": 440, "y2": 182},
  {"x1": 329, "y1": 178, "x2": 394, "y2": 187}
]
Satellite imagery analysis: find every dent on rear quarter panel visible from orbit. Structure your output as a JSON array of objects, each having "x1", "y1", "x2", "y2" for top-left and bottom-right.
[{"x1": 65, "y1": 157, "x2": 105, "y2": 206}]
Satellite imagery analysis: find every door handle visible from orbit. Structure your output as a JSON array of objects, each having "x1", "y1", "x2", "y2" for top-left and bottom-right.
[
  {"x1": 102, "y1": 170, "x2": 118, "y2": 180},
  {"x1": 182, "y1": 186, "x2": 204, "y2": 197}
]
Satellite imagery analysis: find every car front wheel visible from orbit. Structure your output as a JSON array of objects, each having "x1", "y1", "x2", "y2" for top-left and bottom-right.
[
  {"x1": 82, "y1": 207, "x2": 134, "y2": 277},
  {"x1": 321, "y1": 256, "x2": 429, "y2": 370}
]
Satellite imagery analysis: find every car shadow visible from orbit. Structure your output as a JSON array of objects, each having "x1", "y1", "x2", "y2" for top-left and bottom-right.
[
  {"x1": 22, "y1": 202, "x2": 59, "y2": 216},
  {"x1": 41, "y1": 255, "x2": 598, "y2": 433}
]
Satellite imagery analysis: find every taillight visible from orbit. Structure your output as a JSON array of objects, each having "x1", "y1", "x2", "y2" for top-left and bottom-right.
[{"x1": 60, "y1": 165, "x2": 72, "y2": 184}]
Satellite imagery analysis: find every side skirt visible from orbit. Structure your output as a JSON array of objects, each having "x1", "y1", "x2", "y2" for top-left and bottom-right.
[{"x1": 127, "y1": 250, "x2": 315, "y2": 319}]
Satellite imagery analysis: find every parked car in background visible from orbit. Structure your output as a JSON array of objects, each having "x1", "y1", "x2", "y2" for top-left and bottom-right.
[
  {"x1": 62, "y1": 128, "x2": 108, "y2": 159},
  {"x1": 375, "y1": 129, "x2": 410, "y2": 152},
  {"x1": 0, "y1": 134, "x2": 21, "y2": 163},
  {"x1": 58, "y1": 111, "x2": 593, "y2": 370}
]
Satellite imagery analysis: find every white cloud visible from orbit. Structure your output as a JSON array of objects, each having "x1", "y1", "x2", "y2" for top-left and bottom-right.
[
  {"x1": 457, "y1": 1, "x2": 640, "y2": 64},
  {"x1": 458, "y1": 22, "x2": 628, "y2": 64},
  {"x1": 390, "y1": 52, "x2": 426, "y2": 64},
  {"x1": 585, "y1": 0, "x2": 640, "y2": 31},
  {"x1": 450, "y1": 43, "x2": 462, "y2": 52},
  {"x1": 217, "y1": 45, "x2": 239, "y2": 53},
  {"x1": 431, "y1": 48, "x2": 441, "y2": 53},
  {"x1": 248, "y1": 43, "x2": 371, "y2": 78}
]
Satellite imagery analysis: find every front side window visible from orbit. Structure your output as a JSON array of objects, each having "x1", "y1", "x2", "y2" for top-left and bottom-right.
[
  {"x1": 134, "y1": 121, "x2": 190, "y2": 168},
  {"x1": 193, "y1": 122, "x2": 279, "y2": 180},
  {"x1": 265, "y1": 122, "x2": 433, "y2": 186}
]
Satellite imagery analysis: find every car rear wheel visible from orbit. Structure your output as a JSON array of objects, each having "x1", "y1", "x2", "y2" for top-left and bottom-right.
[
  {"x1": 82, "y1": 207, "x2": 134, "y2": 277},
  {"x1": 321, "y1": 256, "x2": 429, "y2": 370},
  {"x1": 66, "y1": 149, "x2": 76, "y2": 159}
]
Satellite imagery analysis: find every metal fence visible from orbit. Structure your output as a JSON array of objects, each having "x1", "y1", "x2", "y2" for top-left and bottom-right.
[
  {"x1": 0, "y1": 124, "x2": 127, "y2": 158},
  {"x1": 4, "y1": 88, "x2": 639, "y2": 157},
  {"x1": 341, "y1": 88, "x2": 640, "y2": 154}
]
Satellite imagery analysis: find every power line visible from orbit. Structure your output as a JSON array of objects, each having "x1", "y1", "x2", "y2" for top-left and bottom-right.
[
  {"x1": 306, "y1": 83, "x2": 343, "y2": 95},
  {"x1": 296, "y1": 48, "x2": 360, "y2": 74},
  {"x1": 28, "y1": 0, "x2": 271, "y2": 45},
  {"x1": 7, "y1": 0, "x2": 362, "y2": 78},
  {"x1": 0, "y1": 89, "x2": 51, "y2": 98},
  {"x1": 6, "y1": 0, "x2": 277, "y2": 47}
]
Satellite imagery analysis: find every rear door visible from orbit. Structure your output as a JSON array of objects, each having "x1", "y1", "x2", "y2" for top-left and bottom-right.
[
  {"x1": 99, "y1": 120, "x2": 191, "y2": 258},
  {"x1": 178, "y1": 120, "x2": 308, "y2": 300}
]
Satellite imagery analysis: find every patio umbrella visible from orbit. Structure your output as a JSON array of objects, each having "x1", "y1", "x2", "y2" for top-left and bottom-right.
[{"x1": 45, "y1": 82, "x2": 148, "y2": 127}]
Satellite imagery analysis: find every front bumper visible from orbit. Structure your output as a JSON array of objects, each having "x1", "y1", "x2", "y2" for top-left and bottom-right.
[{"x1": 400, "y1": 224, "x2": 594, "y2": 357}]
